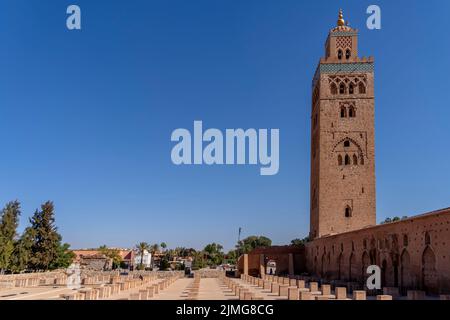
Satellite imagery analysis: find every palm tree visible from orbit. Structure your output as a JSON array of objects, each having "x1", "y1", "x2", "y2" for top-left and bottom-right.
[
  {"x1": 135, "y1": 242, "x2": 150, "y2": 269},
  {"x1": 150, "y1": 243, "x2": 159, "y2": 269}
]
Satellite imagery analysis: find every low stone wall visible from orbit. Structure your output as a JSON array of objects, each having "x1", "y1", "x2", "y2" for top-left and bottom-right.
[
  {"x1": 0, "y1": 271, "x2": 67, "y2": 289},
  {"x1": 305, "y1": 208, "x2": 450, "y2": 295},
  {"x1": 117, "y1": 270, "x2": 184, "y2": 279},
  {"x1": 192, "y1": 269, "x2": 225, "y2": 278}
]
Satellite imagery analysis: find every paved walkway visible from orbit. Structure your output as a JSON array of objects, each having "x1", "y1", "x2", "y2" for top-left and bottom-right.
[
  {"x1": 197, "y1": 278, "x2": 237, "y2": 300},
  {"x1": 148, "y1": 278, "x2": 193, "y2": 300},
  {"x1": 0, "y1": 277, "x2": 286, "y2": 300}
]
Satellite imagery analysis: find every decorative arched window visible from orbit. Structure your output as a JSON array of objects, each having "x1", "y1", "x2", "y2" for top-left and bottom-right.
[
  {"x1": 344, "y1": 140, "x2": 350, "y2": 147},
  {"x1": 360, "y1": 156, "x2": 364, "y2": 165},
  {"x1": 349, "y1": 83, "x2": 354, "y2": 94},
  {"x1": 403, "y1": 234, "x2": 408, "y2": 247},
  {"x1": 339, "y1": 83, "x2": 346, "y2": 94},
  {"x1": 338, "y1": 49, "x2": 343, "y2": 60},
  {"x1": 340, "y1": 106, "x2": 347, "y2": 118},
  {"x1": 346, "y1": 49, "x2": 351, "y2": 60},
  {"x1": 338, "y1": 155, "x2": 343, "y2": 166},
  {"x1": 345, "y1": 206, "x2": 352, "y2": 218},
  {"x1": 353, "y1": 154, "x2": 358, "y2": 165},
  {"x1": 348, "y1": 106, "x2": 355, "y2": 118},
  {"x1": 358, "y1": 82, "x2": 366, "y2": 94},
  {"x1": 345, "y1": 154, "x2": 351, "y2": 165},
  {"x1": 330, "y1": 83, "x2": 338, "y2": 95}
]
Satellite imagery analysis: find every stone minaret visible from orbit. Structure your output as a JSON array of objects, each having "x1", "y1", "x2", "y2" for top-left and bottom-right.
[{"x1": 310, "y1": 10, "x2": 376, "y2": 239}]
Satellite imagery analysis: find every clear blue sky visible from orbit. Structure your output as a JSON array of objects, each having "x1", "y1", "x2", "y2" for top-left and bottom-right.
[{"x1": 1, "y1": 1, "x2": 449, "y2": 251}]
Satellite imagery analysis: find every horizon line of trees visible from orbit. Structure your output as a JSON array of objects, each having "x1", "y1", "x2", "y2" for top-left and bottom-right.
[
  {"x1": 136, "y1": 234, "x2": 311, "y2": 271},
  {"x1": 0, "y1": 200, "x2": 74, "y2": 274}
]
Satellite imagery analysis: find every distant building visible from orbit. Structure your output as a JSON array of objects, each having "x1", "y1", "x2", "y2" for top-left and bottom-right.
[
  {"x1": 72, "y1": 248, "x2": 135, "y2": 269},
  {"x1": 134, "y1": 249, "x2": 152, "y2": 268}
]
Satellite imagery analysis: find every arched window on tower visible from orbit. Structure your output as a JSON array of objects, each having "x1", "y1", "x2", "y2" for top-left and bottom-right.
[
  {"x1": 338, "y1": 155, "x2": 343, "y2": 166},
  {"x1": 344, "y1": 140, "x2": 350, "y2": 147},
  {"x1": 338, "y1": 49, "x2": 343, "y2": 60},
  {"x1": 353, "y1": 154, "x2": 358, "y2": 165},
  {"x1": 358, "y1": 82, "x2": 366, "y2": 94},
  {"x1": 360, "y1": 156, "x2": 365, "y2": 165},
  {"x1": 340, "y1": 106, "x2": 347, "y2": 118},
  {"x1": 345, "y1": 154, "x2": 351, "y2": 165},
  {"x1": 330, "y1": 83, "x2": 338, "y2": 95},
  {"x1": 339, "y1": 83, "x2": 346, "y2": 94},
  {"x1": 345, "y1": 206, "x2": 352, "y2": 218},
  {"x1": 349, "y1": 83, "x2": 354, "y2": 94},
  {"x1": 348, "y1": 106, "x2": 356, "y2": 118},
  {"x1": 346, "y1": 49, "x2": 351, "y2": 60}
]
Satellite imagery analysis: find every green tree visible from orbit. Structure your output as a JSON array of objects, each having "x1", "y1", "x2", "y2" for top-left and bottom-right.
[
  {"x1": 98, "y1": 245, "x2": 122, "y2": 269},
  {"x1": 225, "y1": 250, "x2": 237, "y2": 265},
  {"x1": 290, "y1": 236, "x2": 310, "y2": 246},
  {"x1": 151, "y1": 243, "x2": 159, "y2": 253},
  {"x1": 0, "y1": 201, "x2": 21, "y2": 273},
  {"x1": 135, "y1": 242, "x2": 150, "y2": 270},
  {"x1": 10, "y1": 229, "x2": 34, "y2": 273},
  {"x1": 382, "y1": 217, "x2": 392, "y2": 224},
  {"x1": 237, "y1": 236, "x2": 272, "y2": 254},
  {"x1": 27, "y1": 201, "x2": 63, "y2": 270},
  {"x1": 149, "y1": 243, "x2": 160, "y2": 269},
  {"x1": 203, "y1": 243, "x2": 224, "y2": 266},
  {"x1": 192, "y1": 251, "x2": 206, "y2": 270},
  {"x1": 159, "y1": 256, "x2": 170, "y2": 271},
  {"x1": 160, "y1": 242, "x2": 167, "y2": 252},
  {"x1": 50, "y1": 243, "x2": 75, "y2": 269}
]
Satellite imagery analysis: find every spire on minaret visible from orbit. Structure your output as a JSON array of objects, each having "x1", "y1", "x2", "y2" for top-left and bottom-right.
[{"x1": 337, "y1": 9, "x2": 345, "y2": 27}]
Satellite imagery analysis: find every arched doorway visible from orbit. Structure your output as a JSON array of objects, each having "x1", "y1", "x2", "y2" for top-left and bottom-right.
[
  {"x1": 326, "y1": 252, "x2": 331, "y2": 279},
  {"x1": 422, "y1": 246, "x2": 438, "y2": 294},
  {"x1": 321, "y1": 253, "x2": 326, "y2": 278},
  {"x1": 381, "y1": 259, "x2": 387, "y2": 288},
  {"x1": 362, "y1": 251, "x2": 370, "y2": 282},
  {"x1": 400, "y1": 249, "x2": 412, "y2": 294},
  {"x1": 266, "y1": 260, "x2": 277, "y2": 275},
  {"x1": 313, "y1": 256, "x2": 318, "y2": 275},
  {"x1": 337, "y1": 253, "x2": 343, "y2": 280},
  {"x1": 349, "y1": 253, "x2": 357, "y2": 282},
  {"x1": 392, "y1": 254, "x2": 399, "y2": 287}
]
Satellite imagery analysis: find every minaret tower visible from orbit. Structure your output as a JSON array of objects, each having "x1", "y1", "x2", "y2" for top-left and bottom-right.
[{"x1": 310, "y1": 10, "x2": 376, "y2": 239}]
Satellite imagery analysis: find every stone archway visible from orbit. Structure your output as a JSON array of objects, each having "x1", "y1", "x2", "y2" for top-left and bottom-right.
[
  {"x1": 392, "y1": 254, "x2": 399, "y2": 287},
  {"x1": 313, "y1": 256, "x2": 318, "y2": 276},
  {"x1": 422, "y1": 246, "x2": 438, "y2": 294},
  {"x1": 381, "y1": 259, "x2": 387, "y2": 288},
  {"x1": 349, "y1": 253, "x2": 357, "y2": 282},
  {"x1": 362, "y1": 251, "x2": 370, "y2": 282},
  {"x1": 266, "y1": 260, "x2": 277, "y2": 275},
  {"x1": 400, "y1": 249, "x2": 412, "y2": 294},
  {"x1": 337, "y1": 253, "x2": 343, "y2": 280},
  {"x1": 321, "y1": 253, "x2": 326, "y2": 278},
  {"x1": 326, "y1": 252, "x2": 331, "y2": 279}
]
